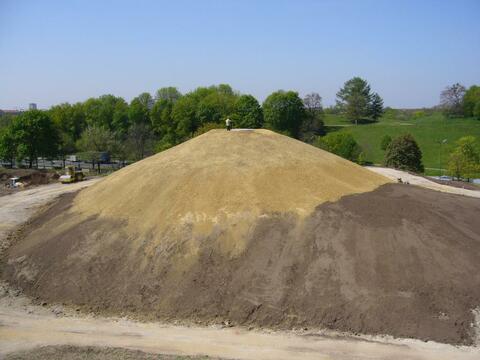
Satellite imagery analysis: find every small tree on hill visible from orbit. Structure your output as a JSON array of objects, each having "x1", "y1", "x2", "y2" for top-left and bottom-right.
[{"x1": 384, "y1": 134, "x2": 424, "y2": 173}]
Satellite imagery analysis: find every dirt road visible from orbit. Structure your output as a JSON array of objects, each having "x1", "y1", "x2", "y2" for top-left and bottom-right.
[
  {"x1": 1, "y1": 179, "x2": 480, "y2": 359},
  {"x1": 1, "y1": 302, "x2": 480, "y2": 360},
  {"x1": 366, "y1": 166, "x2": 480, "y2": 198}
]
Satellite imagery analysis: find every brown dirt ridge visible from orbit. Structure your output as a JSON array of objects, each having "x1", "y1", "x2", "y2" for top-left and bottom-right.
[
  {"x1": 4, "y1": 345, "x2": 223, "y2": 360},
  {"x1": 2, "y1": 130, "x2": 480, "y2": 346}
]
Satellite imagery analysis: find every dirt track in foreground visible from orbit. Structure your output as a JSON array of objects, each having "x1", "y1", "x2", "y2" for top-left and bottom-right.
[
  {"x1": 1, "y1": 301, "x2": 480, "y2": 360},
  {"x1": 1, "y1": 179, "x2": 480, "y2": 359}
]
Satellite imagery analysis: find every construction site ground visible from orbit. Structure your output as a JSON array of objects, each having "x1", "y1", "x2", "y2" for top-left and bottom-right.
[{"x1": 1, "y1": 174, "x2": 479, "y2": 359}]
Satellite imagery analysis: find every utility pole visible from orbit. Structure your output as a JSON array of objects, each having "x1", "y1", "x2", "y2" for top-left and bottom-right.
[{"x1": 439, "y1": 139, "x2": 447, "y2": 176}]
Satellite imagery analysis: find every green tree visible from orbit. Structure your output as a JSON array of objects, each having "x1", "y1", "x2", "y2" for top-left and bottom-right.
[
  {"x1": 151, "y1": 99, "x2": 176, "y2": 138},
  {"x1": 155, "y1": 87, "x2": 182, "y2": 102},
  {"x1": 128, "y1": 93, "x2": 154, "y2": 159},
  {"x1": 172, "y1": 95, "x2": 198, "y2": 139},
  {"x1": 463, "y1": 85, "x2": 480, "y2": 117},
  {"x1": 300, "y1": 92, "x2": 325, "y2": 142},
  {"x1": 195, "y1": 85, "x2": 237, "y2": 125},
  {"x1": 49, "y1": 102, "x2": 87, "y2": 166},
  {"x1": 380, "y1": 134, "x2": 392, "y2": 151},
  {"x1": 315, "y1": 132, "x2": 362, "y2": 162},
  {"x1": 49, "y1": 102, "x2": 86, "y2": 142},
  {"x1": 0, "y1": 127, "x2": 17, "y2": 167},
  {"x1": 474, "y1": 101, "x2": 480, "y2": 120},
  {"x1": 11, "y1": 110, "x2": 59, "y2": 168},
  {"x1": 76, "y1": 125, "x2": 115, "y2": 171},
  {"x1": 263, "y1": 90, "x2": 306, "y2": 138},
  {"x1": 384, "y1": 134, "x2": 424, "y2": 173},
  {"x1": 369, "y1": 92, "x2": 384, "y2": 121},
  {"x1": 111, "y1": 98, "x2": 130, "y2": 137},
  {"x1": 447, "y1": 136, "x2": 480, "y2": 180},
  {"x1": 82, "y1": 95, "x2": 130, "y2": 132},
  {"x1": 171, "y1": 84, "x2": 239, "y2": 139},
  {"x1": 232, "y1": 94, "x2": 263, "y2": 128},
  {"x1": 336, "y1": 77, "x2": 372, "y2": 125}
]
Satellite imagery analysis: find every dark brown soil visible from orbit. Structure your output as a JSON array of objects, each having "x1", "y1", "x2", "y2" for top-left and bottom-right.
[
  {"x1": 3, "y1": 184, "x2": 480, "y2": 345},
  {"x1": 4, "y1": 346, "x2": 223, "y2": 360}
]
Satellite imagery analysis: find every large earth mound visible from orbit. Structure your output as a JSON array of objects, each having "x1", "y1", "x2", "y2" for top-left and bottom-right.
[{"x1": 3, "y1": 130, "x2": 480, "y2": 345}]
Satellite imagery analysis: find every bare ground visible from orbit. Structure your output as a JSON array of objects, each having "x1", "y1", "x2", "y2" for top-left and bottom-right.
[
  {"x1": 0, "y1": 181, "x2": 480, "y2": 359},
  {"x1": 3, "y1": 184, "x2": 480, "y2": 344}
]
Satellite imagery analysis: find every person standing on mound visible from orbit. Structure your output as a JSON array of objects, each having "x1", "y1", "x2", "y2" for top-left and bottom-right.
[{"x1": 225, "y1": 118, "x2": 232, "y2": 131}]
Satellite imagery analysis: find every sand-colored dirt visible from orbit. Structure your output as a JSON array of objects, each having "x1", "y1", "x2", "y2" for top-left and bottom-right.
[
  {"x1": 72, "y1": 129, "x2": 390, "y2": 254},
  {"x1": 3, "y1": 130, "x2": 480, "y2": 346}
]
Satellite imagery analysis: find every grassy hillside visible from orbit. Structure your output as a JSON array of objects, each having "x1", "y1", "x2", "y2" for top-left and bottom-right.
[{"x1": 323, "y1": 113, "x2": 480, "y2": 175}]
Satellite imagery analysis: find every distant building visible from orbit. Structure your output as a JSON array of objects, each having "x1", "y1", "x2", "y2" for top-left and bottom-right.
[
  {"x1": 29, "y1": 103, "x2": 37, "y2": 110},
  {"x1": 0, "y1": 109, "x2": 23, "y2": 116}
]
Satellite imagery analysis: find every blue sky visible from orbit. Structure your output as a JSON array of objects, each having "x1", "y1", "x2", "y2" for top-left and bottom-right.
[{"x1": 1, "y1": 0, "x2": 479, "y2": 109}]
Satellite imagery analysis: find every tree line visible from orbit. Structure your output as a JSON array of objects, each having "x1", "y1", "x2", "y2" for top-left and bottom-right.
[
  {"x1": 4, "y1": 77, "x2": 478, "y2": 179},
  {"x1": 0, "y1": 83, "x2": 332, "y2": 168}
]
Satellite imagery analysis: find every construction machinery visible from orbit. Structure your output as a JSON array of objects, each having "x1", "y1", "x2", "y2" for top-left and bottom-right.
[{"x1": 59, "y1": 166, "x2": 85, "y2": 184}]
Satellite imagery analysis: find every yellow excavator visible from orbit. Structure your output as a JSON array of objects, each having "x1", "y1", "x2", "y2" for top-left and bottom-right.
[{"x1": 59, "y1": 165, "x2": 85, "y2": 184}]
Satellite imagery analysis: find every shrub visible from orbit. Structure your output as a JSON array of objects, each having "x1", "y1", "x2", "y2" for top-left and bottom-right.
[
  {"x1": 316, "y1": 132, "x2": 362, "y2": 162},
  {"x1": 380, "y1": 135, "x2": 392, "y2": 151},
  {"x1": 384, "y1": 134, "x2": 424, "y2": 173}
]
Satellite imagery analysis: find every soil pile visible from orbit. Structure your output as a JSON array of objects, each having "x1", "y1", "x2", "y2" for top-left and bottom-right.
[
  {"x1": 3, "y1": 130, "x2": 480, "y2": 345},
  {"x1": 1, "y1": 169, "x2": 59, "y2": 196}
]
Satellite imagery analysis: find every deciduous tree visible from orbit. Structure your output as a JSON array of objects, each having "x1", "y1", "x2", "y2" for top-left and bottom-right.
[
  {"x1": 301, "y1": 92, "x2": 325, "y2": 142},
  {"x1": 463, "y1": 85, "x2": 480, "y2": 117},
  {"x1": 232, "y1": 94, "x2": 263, "y2": 128},
  {"x1": 315, "y1": 132, "x2": 362, "y2": 162},
  {"x1": 440, "y1": 83, "x2": 466, "y2": 117},
  {"x1": 155, "y1": 87, "x2": 182, "y2": 102},
  {"x1": 11, "y1": 110, "x2": 59, "y2": 168},
  {"x1": 263, "y1": 90, "x2": 306, "y2": 138},
  {"x1": 384, "y1": 134, "x2": 424, "y2": 173},
  {"x1": 447, "y1": 136, "x2": 480, "y2": 180},
  {"x1": 0, "y1": 127, "x2": 17, "y2": 167}
]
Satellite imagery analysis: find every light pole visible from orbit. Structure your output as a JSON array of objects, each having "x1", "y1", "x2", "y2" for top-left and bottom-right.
[{"x1": 439, "y1": 139, "x2": 447, "y2": 177}]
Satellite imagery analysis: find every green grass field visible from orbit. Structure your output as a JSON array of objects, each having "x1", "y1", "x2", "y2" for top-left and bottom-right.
[{"x1": 323, "y1": 113, "x2": 480, "y2": 175}]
